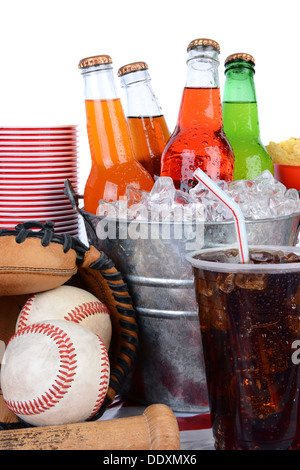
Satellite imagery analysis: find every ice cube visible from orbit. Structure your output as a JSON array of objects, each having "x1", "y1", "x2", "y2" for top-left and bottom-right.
[
  {"x1": 235, "y1": 273, "x2": 268, "y2": 290},
  {"x1": 98, "y1": 172, "x2": 298, "y2": 224},
  {"x1": 126, "y1": 185, "x2": 149, "y2": 206},
  {"x1": 193, "y1": 202, "x2": 205, "y2": 222},
  {"x1": 285, "y1": 284, "x2": 300, "y2": 334},
  {"x1": 216, "y1": 180, "x2": 229, "y2": 193},
  {"x1": 250, "y1": 250, "x2": 284, "y2": 264},
  {"x1": 205, "y1": 294, "x2": 229, "y2": 331},
  {"x1": 254, "y1": 171, "x2": 286, "y2": 198},
  {"x1": 240, "y1": 198, "x2": 272, "y2": 220},
  {"x1": 253, "y1": 170, "x2": 274, "y2": 184},
  {"x1": 172, "y1": 203, "x2": 192, "y2": 222},
  {"x1": 227, "y1": 179, "x2": 255, "y2": 204},
  {"x1": 217, "y1": 272, "x2": 236, "y2": 293},
  {"x1": 196, "y1": 270, "x2": 217, "y2": 296},
  {"x1": 276, "y1": 188, "x2": 300, "y2": 216},
  {"x1": 97, "y1": 200, "x2": 121, "y2": 219},
  {"x1": 148, "y1": 201, "x2": 162, "y2": 222},
  {"x1": 174, "y1": 189, "x2": 193, "y2": 206},
  {"x1": 283, "y1": 252, "x2": 300, "y2": 263},
  {"x1": 203, "y1": 198, "x2": 232, "y2": 221},
  {"x1": 149, "y1": 176, "x2": 176, "y2": 204},
  {"x1": 285, "y1": 188, "x2": 300, "y2": 202},
  {"x1": 269, "y1": 195, "x2": 299, "y2": 217},
  {"x1": 127, "y1": 201, "x2": 149, "y2": 221},
  {"x1": 189, "y1": 181, "x2": 210, "y2": 201}
]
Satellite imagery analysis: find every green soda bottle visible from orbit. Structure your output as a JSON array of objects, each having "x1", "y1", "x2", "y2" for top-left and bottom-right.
[{"x1": 222, "y1": 53, "x2": 274, "y2": 180}]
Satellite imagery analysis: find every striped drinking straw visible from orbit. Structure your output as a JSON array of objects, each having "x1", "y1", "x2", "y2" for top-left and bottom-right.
[{"x1": 193, "y1": 168, "x2": 250, "y2": 264}]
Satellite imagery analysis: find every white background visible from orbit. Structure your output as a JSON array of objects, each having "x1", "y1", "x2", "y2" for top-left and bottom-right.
[{"x1": 0, "y1": 0, "x2": 299, "y2": 192}]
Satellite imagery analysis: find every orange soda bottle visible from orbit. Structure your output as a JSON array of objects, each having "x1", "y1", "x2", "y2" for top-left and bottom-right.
[
  {"x1": 118, "y1": 62, "x2": 170, "y2": 179},
  {"x1": 78, "y1": 55, "x2": 154, "y2": 214},
  {"x1": 160, "y1": 39, "x2": 235, "y2": 192}
]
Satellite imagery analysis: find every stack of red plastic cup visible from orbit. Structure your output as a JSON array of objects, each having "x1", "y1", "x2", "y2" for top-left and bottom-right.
[{"x1": 0, "y1": 126, "x2": 79, "y2": 236}]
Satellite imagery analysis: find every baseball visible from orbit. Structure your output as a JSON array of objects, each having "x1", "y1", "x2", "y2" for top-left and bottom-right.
[
  {"x1": 16, "y1": 285, "x2": 112, "y2": 351},
  {"x1": 1, "y1": 319, "x2": 110, "y2": 426}
]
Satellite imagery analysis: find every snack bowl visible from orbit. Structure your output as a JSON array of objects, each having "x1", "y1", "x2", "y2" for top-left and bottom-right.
[{"x1": 274, "y1": 163, "x2": 300, "y2": 190}]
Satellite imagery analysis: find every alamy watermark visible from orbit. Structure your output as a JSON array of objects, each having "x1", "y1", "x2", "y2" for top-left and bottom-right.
[
  {"x1": 291, "y1": 341, "x2": 300, "y2": 364},
  {"x1": 96, "y1": 200, "x2": 205, "y2": 251},
  {"x1": 1, "y1": 339, "x2": 300, "y2": 366}
]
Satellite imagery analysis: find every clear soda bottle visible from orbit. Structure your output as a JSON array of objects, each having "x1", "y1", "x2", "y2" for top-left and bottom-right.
[
  {"x1": 78, "y1": 55, "x2": 154, "y2": 214},
  {"x1": 118, "y1": 61, "x2": 170, "y2": 179},
  {"x1": 160, "y1": 38, "x2": 235, "y2": 192},
  {"x1": 222, "y1": 53, "x2": 274, "y2": 180}
]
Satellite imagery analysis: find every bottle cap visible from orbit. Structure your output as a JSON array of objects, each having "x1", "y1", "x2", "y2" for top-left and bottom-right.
[
  {"x1": 224, "y1": 53, "x2": 255, "y2": 66},
  {"x1": 118, "y1": 62, "x2": 148, "y2": 77},
  {"x1": 187, "y1": 38, "x2": 220, "y2": 53},
  {"x1": 78, "y1": 55, "x2": 112, "y2": 69}
]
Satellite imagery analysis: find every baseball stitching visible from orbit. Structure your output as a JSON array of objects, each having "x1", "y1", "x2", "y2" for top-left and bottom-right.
[
  {"x1": 87, "y1": 335, "x2": 110, "y2": 420},
  {"x1": 4, "y1": 323, "x2": 77, "y2": 416},
  {"x1": 17, "y1": 298, "x2": 110, "y2": 331},
  {"x1": 17, "y1": 294, "x2": 36, "y2": 330},
  {"x1": 64, "y1": 301, "x2": 110, "y2": 323}
]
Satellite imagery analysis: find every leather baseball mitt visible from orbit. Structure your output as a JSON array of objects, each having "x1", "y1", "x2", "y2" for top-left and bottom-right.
[{"x1": 0, "y1": 220, "x2": 138, "y2": 429}]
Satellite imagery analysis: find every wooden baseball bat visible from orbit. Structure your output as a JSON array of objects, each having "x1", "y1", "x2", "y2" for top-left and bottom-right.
[{"x1": 0, "y1": 404, "x2": 180, "y2": 450}]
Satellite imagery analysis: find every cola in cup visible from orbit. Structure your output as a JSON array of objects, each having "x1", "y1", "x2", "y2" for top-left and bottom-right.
[{"x1": 187, "y1": 245, "x2": 300, "y2": 450}]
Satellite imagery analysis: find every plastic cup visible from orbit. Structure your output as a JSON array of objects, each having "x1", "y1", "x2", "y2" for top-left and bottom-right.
[
  {"x1": 0, "y1": 151, "x2": 77, "y2": 155},
  {"x1": 187, "y1": 245, "x2": 300, "y2": 450},
  {"x1": 0, "y1": 139, "x2": 77, "y2": 143},
  {"x1": 274, "y1": 163, "x2": 300, "y2": 190},
  {"x1": 0, "y1": 145, "x2": 77, "y2": 150}
]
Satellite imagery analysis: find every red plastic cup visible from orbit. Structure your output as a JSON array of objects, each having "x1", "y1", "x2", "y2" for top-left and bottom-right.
[{"x1": 274, "y1": 164, "x2": 300, "y2": 190}]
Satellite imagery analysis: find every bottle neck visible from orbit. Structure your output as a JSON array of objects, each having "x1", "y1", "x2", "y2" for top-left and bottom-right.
[
  {"x1": 223, "y1": 61, "x2": 257, "y2": 102},
  {"x1": 177, "y1": 48, "x2": 223, "y2": 130},
  {"x1": 80, "y1": 63, "x2": 135, "y2": 167},
  {"x1": 223, "y1": 61, "x2": 260, "y2": 137},
  {"x1": 120, "y1": 69, "x2": 163, "y2": 117},
  {"x1": 81, "y1": 63, "x2": 118, "y2": 100},
  {"x1": 185, "y1": 47, "x2": 220, "y2": 88}
]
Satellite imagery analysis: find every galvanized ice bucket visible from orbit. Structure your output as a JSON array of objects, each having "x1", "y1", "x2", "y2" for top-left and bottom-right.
[{"x1": 65, "y1": 181, "x2": 300, "y2": 413}]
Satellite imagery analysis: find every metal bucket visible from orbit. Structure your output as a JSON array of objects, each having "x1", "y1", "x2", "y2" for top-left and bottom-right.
[{"x1": 65, "y1": 181, "x2": 300, "y2": 413}]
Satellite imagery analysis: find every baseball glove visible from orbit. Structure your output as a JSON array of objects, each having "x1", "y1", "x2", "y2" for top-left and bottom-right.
[{"x1": 0, "y1": 220, "x2": 138, "y2": 429}]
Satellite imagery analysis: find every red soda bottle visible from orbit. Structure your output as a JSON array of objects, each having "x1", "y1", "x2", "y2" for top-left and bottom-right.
[{"x1": 160, "y1": 39, "x2": 235, "y2": 192}]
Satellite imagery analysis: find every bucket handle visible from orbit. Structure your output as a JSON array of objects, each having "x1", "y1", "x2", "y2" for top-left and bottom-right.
[{"x1": 64, "y1": 179, "x2": 98, "y2": 243}]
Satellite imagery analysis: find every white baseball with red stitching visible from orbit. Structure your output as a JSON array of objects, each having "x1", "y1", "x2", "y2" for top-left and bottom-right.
[
  {"x1": 1, "y1": 319, "x2": 110, "y2": 427},
  {"x1": 16, "y1": 285, "x2": 112, "y2": 350}
]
